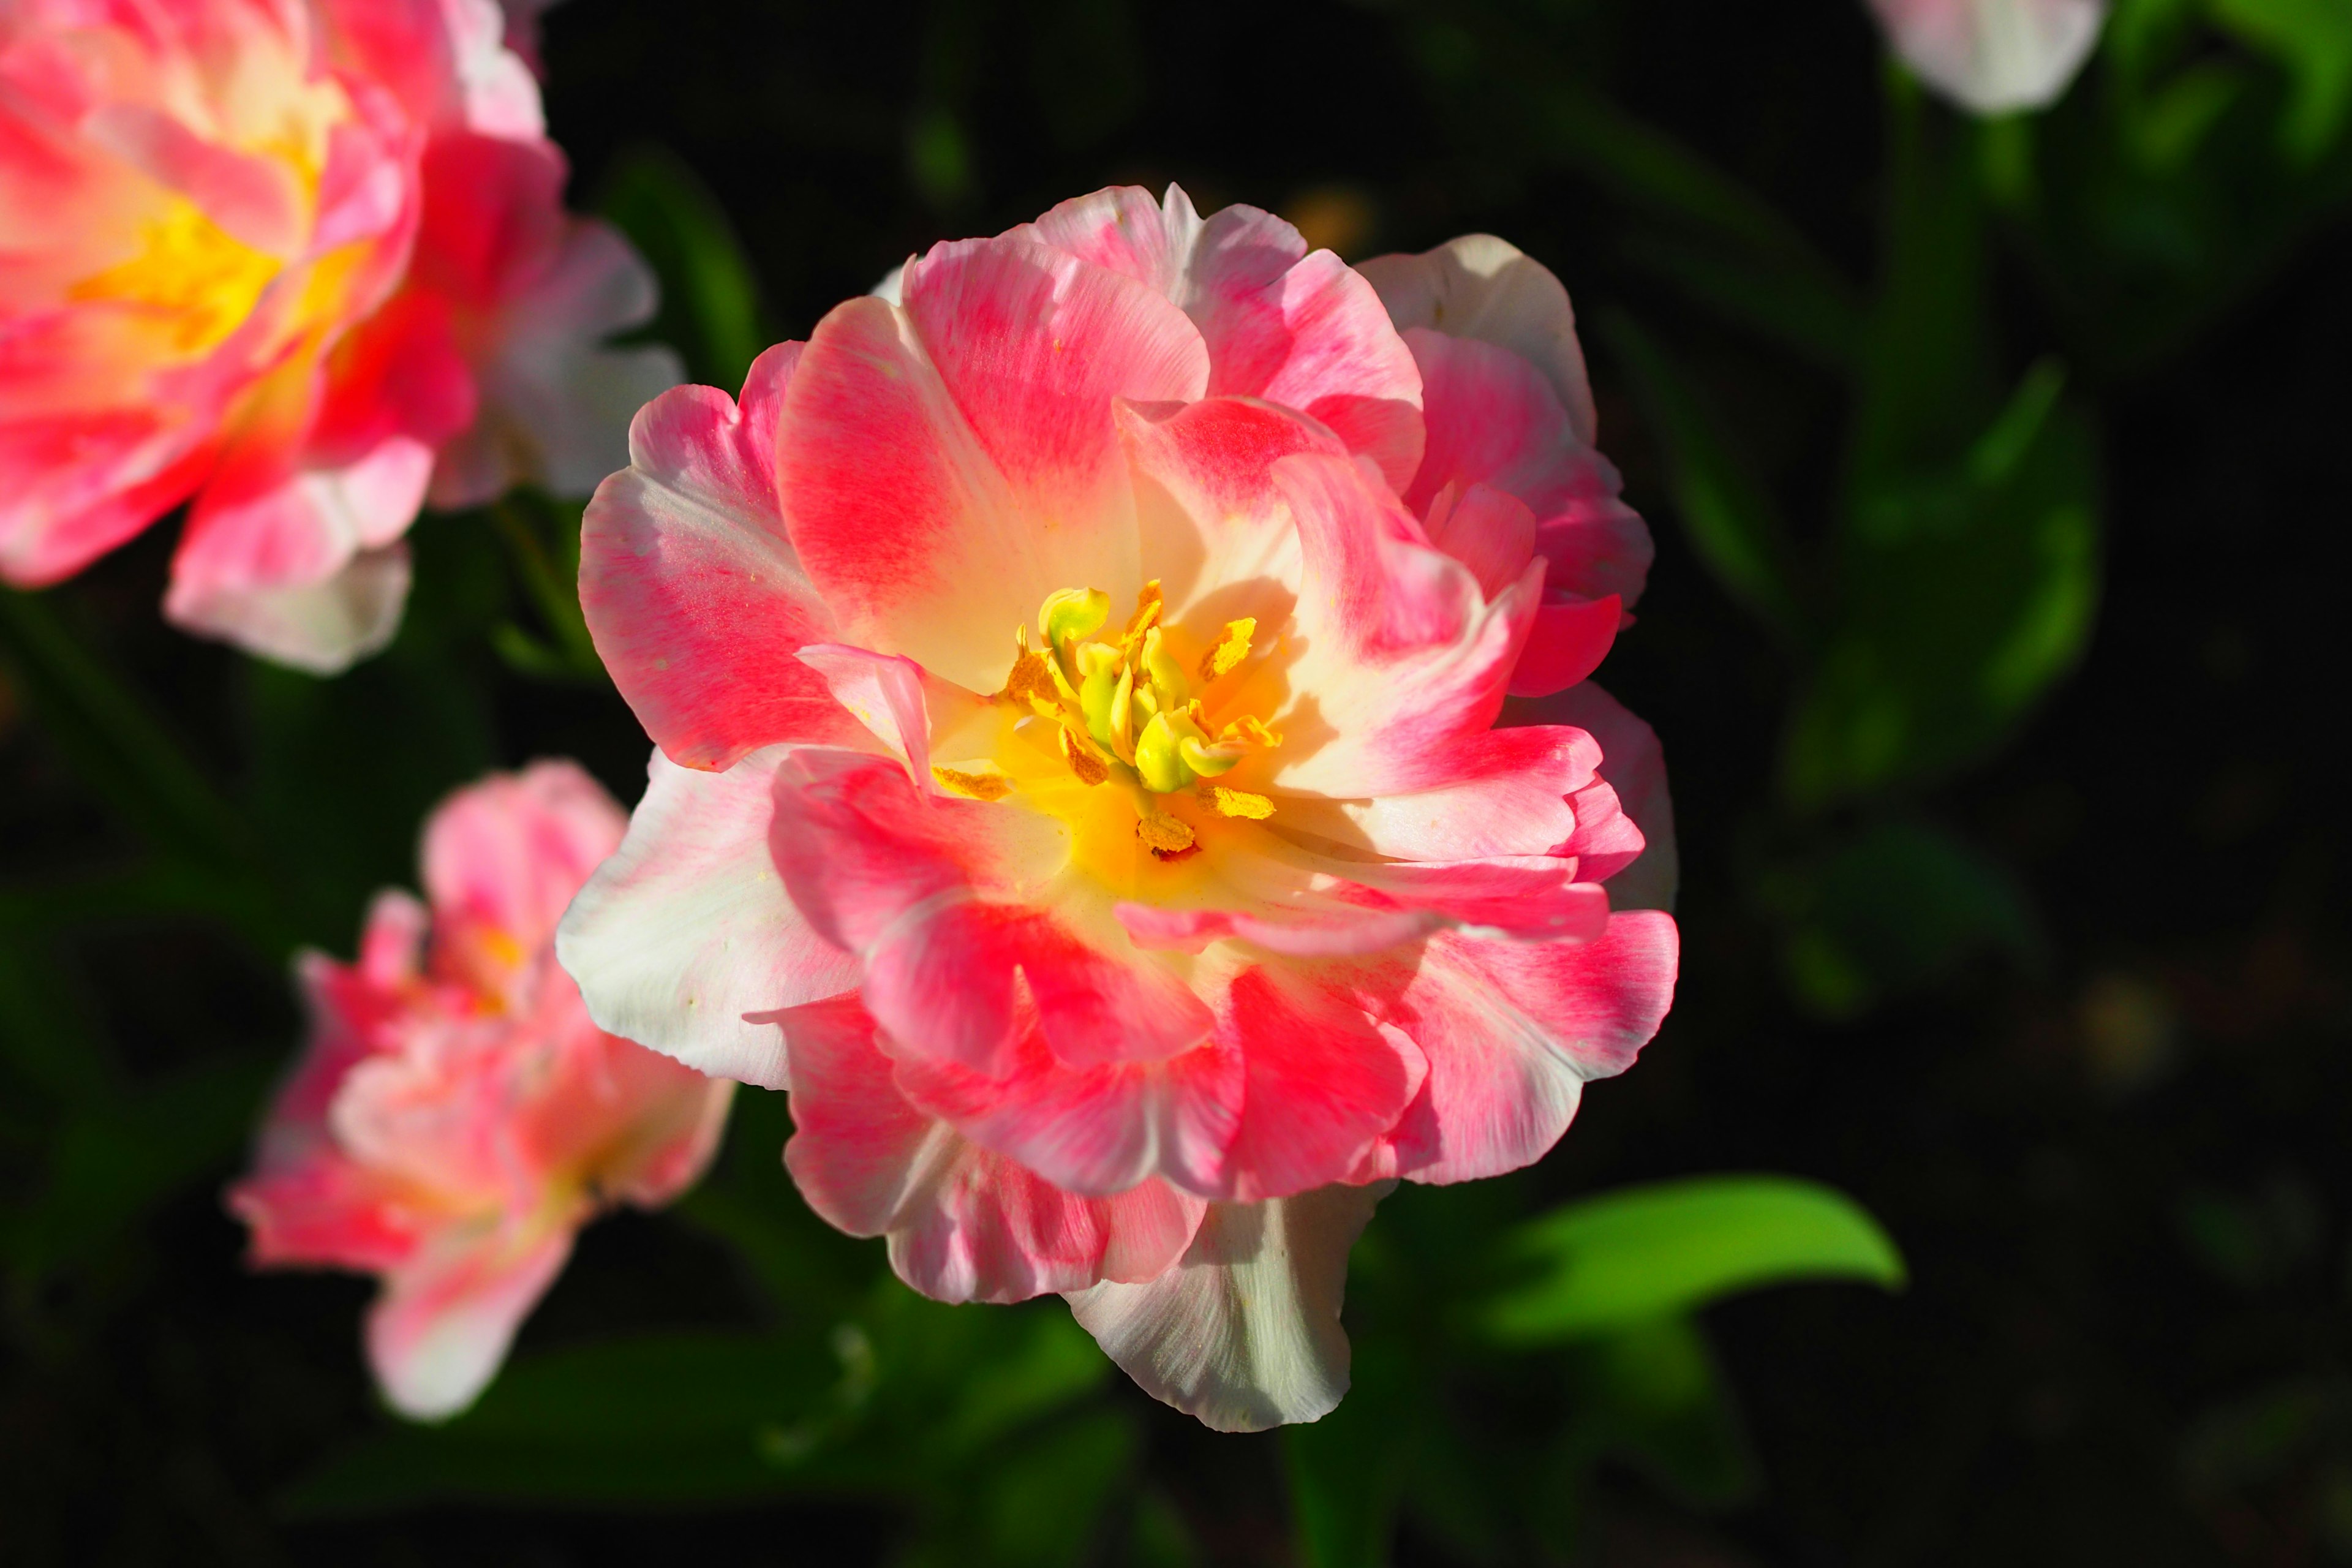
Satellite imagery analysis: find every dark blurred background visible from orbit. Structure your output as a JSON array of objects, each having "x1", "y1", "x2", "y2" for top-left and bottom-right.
[{"x1": 6, "y1": 0, "x2": 2351, "y2": 1562}]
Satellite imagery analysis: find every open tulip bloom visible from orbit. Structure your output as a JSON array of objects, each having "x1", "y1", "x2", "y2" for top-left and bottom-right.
[
  {"x1": 0, "y1": 0, "x2": 677, "y2": 671},
  {"x1": 557, "y1": 186, "x2": 1681, "y2": 1431},
  {"x1": 230, "y1": 763, "x2": 733, "y2": 1420}
]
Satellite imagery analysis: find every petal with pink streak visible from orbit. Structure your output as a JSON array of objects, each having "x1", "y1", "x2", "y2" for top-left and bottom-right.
[
  {"x1": 1371, "y1": 913, "x2": 1679, "y2": 1186},
  {"x1": 777, "y1": 238, "x2": 1207, "y2": 690},
  {"x1": 579, "y1": 345, "x2": 869, "y2": 771},
  {"x1": 769, "y1": 751, "x2": 1211, "y2": 1076},
  {"x1": 421, "y1": 758, "x2": 624, "y2": 970},
  {"x1": 778, "y1": 996, "x2": 1206, "y2": 1302},
  {"x1": 1402, "y1": 329, "x2": 1651, "y2": 611},
  {"x1": 1212, "y1": 968, "x2": 1423, "y2": 1203},
  {"x1": 888, "y1": 1020, "x2": 1244, "y2": 1199},
  {"x1": 1065, "y1": 1180, "x2": 1389, "y2": 1433},
  {"x1": 1511, "y1": 593, "x2": 1623, "y2": 699},
  {"x1": 367, "y1": 1219, "x2": 578, "y2": 1419},
  {"x1": 1279, "y1": 724, "x2": 1599, "y2": 862},
  {"x1": 1357, "y1": 233, "x2": 1599, "y2": 444},
  {"x1": 555, "y1": 747, "x2": 859, "y2": 1090},
  {"x1": 1023, "y1": 186, "x2": 1425, "y2": 491},
  {"x1": 1113, "y1": 834, "x2": 1608, "y2": 959},
  {"x1": 1120, "y1": 394, "x2": 1336, "y2": 625},
  {"x1": 1268, "y1": 452, "x2": 1539, "y2": 801},
  {"x1": 0, "y1": 407, "x2": 213, "y2": 586},
  {"x1": 1513, "y1": 681, "x2": 1678, "y2": 912},
  {"x1": 79, "y1": 103, "x2": 307, "y2": 256}
]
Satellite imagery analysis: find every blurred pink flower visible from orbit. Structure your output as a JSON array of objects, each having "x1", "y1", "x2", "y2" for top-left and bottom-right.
[
  {"x1": 556, "y1": 186, "x2": 1678, "y2": 1430},
  {"x1": 228, "y1": 762, "x2": 731, "y2": 1420},
  {"x1": 0, "y1": 0, "x2": 677, "y2": 671},
  {"x1": 1866, "y1": 0, "x2": 2109, "y2": 114}
]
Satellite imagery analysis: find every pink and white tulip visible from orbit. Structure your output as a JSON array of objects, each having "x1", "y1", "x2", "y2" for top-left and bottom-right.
[
  {"x1": 0, "y1": 0, "x2": 678, "y2": 671},
  {"x1": 557, "y1": 186, "x2": 1678, "y2": 1431},
  {"x1": 228, "y1": 762, "x2": 731, "y2": 1420},
  {"x1": 1866, "y1": 0, "x2": 2109, "y2": 114}
]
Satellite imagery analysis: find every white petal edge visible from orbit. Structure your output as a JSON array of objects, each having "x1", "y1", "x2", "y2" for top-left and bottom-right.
[
  {"x1": 1064, "y1": 1180, "x2": 1390, "y2": 1433},
  {"x1": 554, "y1": 745, "x2": 858, "y2": 1089}
]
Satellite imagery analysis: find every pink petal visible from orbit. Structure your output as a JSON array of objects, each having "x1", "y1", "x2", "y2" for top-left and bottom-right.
[
  {"x1": 887, "y1": 1019, "x2": 1245, "y2": 1198},
  {"x1": 1024, "y1": 186, "x2": 1425, "y2": 491},
  {"x1": 1212, "y1": 968, "x2": 1423, "y2": 1203},
  {"x1": 421, "y1": 759, "x2": 626, "y2": 971},
  {"x1": 1373, "y1": 913, "x2": 1679, "y2": 1185},
  {"x1": 1515, "y1": 681, "x2": 1678, "y2": 912},
  {"x1": 1280, "y1": 724, "x2": 1599, "y2": 861},
  {"x1": 1268, "y1": 451, "x2": 1540, "y2": 801},
  {"x1": 778, "y1": 995, "x2": 1205, "y2": 1302},
  {"x1": 80, "y1": 102, "x2": 307, "y2": 257},
  {"x1": 1357, "y1": 233, "x2": 1599, "y2": 445},
  {"x1": 367, "y1": 1219, "x2": 578, "y2": 1419},
  {"x1": 776, "y1": 237, "x2": 1207, "y2": 690},
  {"x1": 555, "y1": 747, "x2": 860, "y2": 1089},
  {"x1": 1402, "y1": 328, "x2": 1651, "y2": 611},
  {"x1": 1120, "y1": 393, "x2": 1337, "y2": 621},
  {"x1": 580, "y1": 345, "x2": 869, "y2": 771},
  {"x1": 769, "y1": 750, "x2": 1210, "y2": 1076},
  {"x1": 1064, "y1": 1180, "x2": 1389, "y2": 1432},
  {"x1": 164, "y1": 540, "x2": 413, "y2": 675},
  {"x1": 1509, "y1": 592, "x2": 1622, "y2": 699}
]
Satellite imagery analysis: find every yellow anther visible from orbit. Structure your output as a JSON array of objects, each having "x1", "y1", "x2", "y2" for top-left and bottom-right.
[
  {"x1": 1222, "y1": 713, "x2": 1283, "y2": 750},
  {"x1": 1137, "y1": 807, "x2": 1197, "y2": 855},
  {"x1": 1201, "y1": 786, "x2": 1275, "y2": 820},
  {"x1": 1134, "y1": 711, "x2": 1193, "y2": 794},
  {"x1": 1199, "y1": 618, "x2": 1256, "y2": 683},
  {"x1": 1058, "y1": 725, "x2": 1109, "y2": 786},
  {"x1": 1122, "y1": 579, "x2": 1164, "y2": 641},
  {"x1": 1003, "y1": 648, "x2": 1063, "y2": 715},
  {"x1": 933, "y1": 766, "x2": 1013, "y2": 801}
]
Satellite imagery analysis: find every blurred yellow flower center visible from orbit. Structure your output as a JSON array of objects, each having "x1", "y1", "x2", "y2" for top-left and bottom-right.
[
  {"x1": 68, "y1": 198, "x2": 284, "y2": 356},
  {"x1": 937, "y1": 582, "x2": 1282, "y2": 863}
]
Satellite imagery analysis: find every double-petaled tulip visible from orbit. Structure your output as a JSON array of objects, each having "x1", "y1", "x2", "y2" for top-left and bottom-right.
[
  {"x1": 229, "y1": 763, "x2": 731, "y2": 1419},
  {"x1": 558, "y1": 187, "x2": 1679, "y2": 1430},
  {"x1": 1865, "y1": 0, "x2": 2109, "y2": 114},
  {"x1": 0, "y1": 0, "x2": 676, "y2": 670}
]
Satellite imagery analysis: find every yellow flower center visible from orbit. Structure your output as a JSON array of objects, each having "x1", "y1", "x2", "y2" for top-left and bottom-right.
[
  {"x1": 935, "y1": 582, "x2": 1283, "y2": 864},
  {"x1": 68, "y1": 198, "x2": 283, "y2": 356}
]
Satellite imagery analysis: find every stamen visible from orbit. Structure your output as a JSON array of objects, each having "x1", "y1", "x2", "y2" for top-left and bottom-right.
[
  {"x1": 1201, "y1": 786, "x2": 1274, "y2": 820},
  {"x1": 1058, "y1": 725, "x2": 1109, "y2": 786},
  {"x1": 1199, "y1": 618, "x2": 1256, "y2": 682},
  {"x1": 1136, "y1": 806, "x2": 1196, "y2": 854},
  {"x1": 933, "y1": 766, "x2": 1012, "y2": 801}
]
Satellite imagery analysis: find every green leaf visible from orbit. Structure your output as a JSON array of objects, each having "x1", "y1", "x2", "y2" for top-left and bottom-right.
[
  {"x1": 282, "y1": 1331, "x2": 843, "y2": 1515},
  {"x1": 895, "y1": 1408, "x2": 1137, "y2": 1568},
  {"x1": 1562, "y1": 1316, "x2": 1757, "y2": 1510},
  {"x1": 2207, "y1": 0, "x2": 2352, "y2": 159},
  {"x1": 598, "y1": 145, "x2": 768, "y2": 389},
  {"x1": 1788, "y1": 361, "x2": 2100, "y2": 804},
  {"x1": 1600, "y1": 309, "x2": 1803, "y2": 639},
  {"x1": 1285, "y1": 1336, "x2": 1414, "y2": 1568},
  {"x1": 1482, "y1": 1175, "x2": 1905, "y2": 1345},
  {"x1": 1768, "y1": 817, "x2": 2043, "y2": 1019},
  {"x1": 7, "y1": 1054, "x2": 270, "y2": 1280}
]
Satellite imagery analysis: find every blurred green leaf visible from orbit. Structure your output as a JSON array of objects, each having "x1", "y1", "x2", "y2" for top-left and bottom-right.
[
  {"x1": 2207, "y1": 0, "x2": 2352, "y2": 159},
  {"x1": 0, "y1": 922, "x2": 109, "y2": 1109},
  {"x1": 599, "y1": 145, "x2": 769, "y2": 389},
  {"x1": 1563, "y1": 1316, "x2": 1757, "y2": 1510},
  {"x1": 1770, "y1": 816, "x2": 2043, "y2": 1019},
  {"x1": 5, "y1": 1053, "x2": 269, "y2": 1281},
  {"x1": 1601, "y1": 309, "x2": 1803, "y2": 639},
  {"x1": 897, "y1": 1408, "x2": 1136, "y2": 1568},
  {"x1": 1286, "y1": 1337, "x2": 1412, "y2": 1568},
  {"x1": 489, "y1": 493, "x2": 605, "y2": 684},
  {"x1": 1483, "y1": 1175, "x2": 1905, "y2": 1345},
  {"x1": 282, "y1": 1331, "x2": 842, "y2": 1515},
  {"x1": 1789, "y1": 361, "x2": 2100, "y2": 805},
  {"x1": 0, "y1": 589, "x2": 282, "y2": 951}
]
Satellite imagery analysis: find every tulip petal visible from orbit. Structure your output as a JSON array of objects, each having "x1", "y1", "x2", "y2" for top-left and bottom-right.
[
  {"x1": 1515, "y1": 681, "x2": 1678, "y2": 912},
  {"x1": 580, "y1": 345, "x2": 869, "y2": 770},
  {"x1": 777, "y1": 238, "x2": 1207, "y2": 690},
  {"x1": 779, "y1": 995, "x2": 1206, "y2": 1302},
  {"x1": 1065, "y1": 1180, "x2": 1389, "y2": 1433},
  {"x1": 556, "y1": 747, "x2": 859, "y2": 1090},
  {"x1": 367, "y1": 1221, "x2": 577, "y2": 1420}
]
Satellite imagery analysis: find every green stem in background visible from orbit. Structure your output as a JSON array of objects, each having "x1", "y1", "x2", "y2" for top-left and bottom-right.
[{"x1": 490, "y1": 494, "x2": 608, "y2": 684}]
